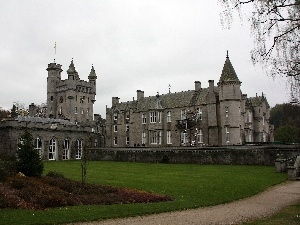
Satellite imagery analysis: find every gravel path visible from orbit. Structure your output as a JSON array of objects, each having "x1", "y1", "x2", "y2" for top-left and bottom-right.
[{"x1": 71, "y1": 181, "x2": 300, "y2": 225}]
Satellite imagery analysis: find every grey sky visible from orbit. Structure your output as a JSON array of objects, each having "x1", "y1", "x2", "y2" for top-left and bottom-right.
[{"x1": 0, "y1": 1, "x2": 289, "y2": 117}]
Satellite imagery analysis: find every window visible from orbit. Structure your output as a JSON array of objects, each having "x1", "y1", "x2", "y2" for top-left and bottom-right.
[
  {"x1": 158, "y1": 111, "x2": 161, "y2": 123},
  {"x1": 142, "y1": 113, "x2": 147, "y2": 124},
  {"x1": 113, "y1": 136, "x2": 118, "y2": 145},
  {"x1": 197, "y1": 129, "x2": 203, "y2": 143},
  {"x1": 150, "y1": 111, "x2": 157, "y2": 123},
  {"x1": 196, "y1": 108, "x2": 202, "y2": 120},
  {"x1": 167, "y1": 111, "x2": 171, "y2": 122},
  {"x1": 63, "y1": 139, "x2": 70, "y2": 160},
  {"x1": 181, "y1": 109, "x2": 186, "y2": 120},
  {"x1": 246, "y1": 111, "x2": 251, "y2": 123},
  {"x1": 126, "y1": 111, "x2": 130, "y2": 120},
  {"x1": 181, "y1": 131, "x2": 188, "y2": 144},
  {"x1": 59, "y1": 107, "x2": 62, "y2": 115},
  {"x1": 59, "y1": 96, "x2": 63, "y2": 103},
  {"x1": 50, "y1": 96, "x2": 53, "y2": 102},
  {"x1": 225, "y1": 107, "x2": 229, "y2": 118},
  {"x1": 34, "y1": 137, "x2": 42, "y2": 158},
  {"x1": 114, "y1": 125, "x2": 118, "y2": 132},
  {"x1": 126, "y1": 124, "x2": 129, "y2": 132},
  {"x1": 49, "y1": 138, "x2": 56, "y2": 160},
  {"x1": 94, "y1": 139, "x2": 98, "y2": 147},
  {"x1": 126, "y1": 137, "x2": 130, "y2": 145},
  {"x1": 75, "y1": 107, "x2": 77, "y2": 114},
  {"x1": 113, "y1": 112, "x2": 118, "y2": 121},
  {"x1": 225, "y1": 127, "x2": 230, "y2": 143},
  {"x1": 81, "y1": 108, "x2": 84, "y2": 115},
  {"x1": 149, "y1": 130, "x2": 161, "y2": 144},
  {"x1": 76, "y1": 139, "x2": 83, "y2": 159},
  {"x1": 142, "y1": 132, "x2": 146, "y2": 145},
  {"x1": 262, "y1": 114, "x2": 265, "y2": 125},
  {"x1": 87, "y1": 108, "x2": 89, "y2": 116},
  {"x1": 80, "y1": 96, "x2": 85, "y2": 103},
  {"x1": 262, "y1": 132, "x2": 266, "y2": 142},
  {"x1": 167, "y1": 131, "x2": 172, "y2": 144}
]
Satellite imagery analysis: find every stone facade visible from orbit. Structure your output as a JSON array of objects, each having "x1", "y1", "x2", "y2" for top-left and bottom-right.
[
  {"x1": 106, "y1": 53, "x2": 273, "y2": 147},
  {"x1": 0, "y1": 60, "x2": 105, "y2": 160}
]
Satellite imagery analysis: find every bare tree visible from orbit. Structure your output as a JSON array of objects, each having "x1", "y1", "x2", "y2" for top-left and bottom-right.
[{"x1": 219, "y1": 0, "x2": 300, "y2": 102}]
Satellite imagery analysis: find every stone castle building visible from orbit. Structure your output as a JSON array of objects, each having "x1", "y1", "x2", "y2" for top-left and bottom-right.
[
  {"x1": 106, "y1": 53, "x2": 273, "y2": 147},
  {"x1": 0, "y1": 60, "x2": 105, "y2": 160}
]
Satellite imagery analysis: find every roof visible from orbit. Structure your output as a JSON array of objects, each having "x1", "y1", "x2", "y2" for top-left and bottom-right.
[
  {"x1": 108, "y1": 87, "x2": 217, "y2": 113},
  {"x1": 218, "y1": 53, "x2": 241, "y2": 85},
  {"x1": 248, "y1": 95, "x2": 270, "y2": 108}
]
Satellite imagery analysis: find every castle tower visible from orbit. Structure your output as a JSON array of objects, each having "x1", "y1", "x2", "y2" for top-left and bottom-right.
[
  {"x1": 46, "y1": 60, "x2": 97, "y2": 122},
  {"x1": 218, "y1": 51, "x2": 242, "y2": 145},
  {"x1": 46, "y1": 61, "x2": 63, "y2": 118}
]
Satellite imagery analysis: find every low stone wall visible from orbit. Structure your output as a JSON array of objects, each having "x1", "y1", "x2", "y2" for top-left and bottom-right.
[{"x1": 88, "y1": 145, "x2": 300, "y2": 166}]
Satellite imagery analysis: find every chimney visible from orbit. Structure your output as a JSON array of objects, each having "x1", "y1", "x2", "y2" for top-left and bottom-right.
[
  {"x1": 29, "y1": 103, "x2": 37, "y2": 117},
  {"x1": 208, "y1": 80, "x2": 214, "y2": 92},
  {"x1": 137, "y1": 90, "x2": 144, "y2": 101},
  {"x1": 112, "y1": 97, "x2": 120, "y2": 106},
  {"x1": 195, "y1": 81, "x2": 201, "y2": 92}
]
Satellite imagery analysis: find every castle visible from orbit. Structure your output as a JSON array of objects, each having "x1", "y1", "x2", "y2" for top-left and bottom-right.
[
  {"x1": 0, "y1": 60, "x2": 105, "y2": 160},
  {"x1": 0, "y1": 53, "x2": 273, "y2": 161},
  {"x1": 105, "y1": 53, "x2": 272, "y2": 147}
]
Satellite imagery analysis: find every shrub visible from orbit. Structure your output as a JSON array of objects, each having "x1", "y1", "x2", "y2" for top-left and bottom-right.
[
  {"x1": 16, "y1": 129, "x2": 44, "y2": 177},
  {"x1": 0, "y1": 158, "x2": 16, "y2": 182},
  {"x1": 46, "y1": 171, "x2": 65, "y2": 178}
]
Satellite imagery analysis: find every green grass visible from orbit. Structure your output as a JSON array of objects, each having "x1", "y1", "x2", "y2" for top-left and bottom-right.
[
  {"x1": 243, "y1": 203, "x2": 300, "y2": 225},
  {"x1": 0, "y1": 161, "x2": 287, "y2": 225}
]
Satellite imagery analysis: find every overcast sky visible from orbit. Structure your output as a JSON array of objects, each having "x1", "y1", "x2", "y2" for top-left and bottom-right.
[{"x1": 0, "y1": 1, "x2": 290, "y2": 118}]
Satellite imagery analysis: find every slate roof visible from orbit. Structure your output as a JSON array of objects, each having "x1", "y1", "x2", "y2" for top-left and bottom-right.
[
  {"x1": 248, "y1": 96, "x2": 270, "y2": 108},
  {"x1": 218, "y1": 53, "x2": 241, "y2": 85},
  {"x1": 109, "y1": 87, "x2": 217, "y2": 113}
]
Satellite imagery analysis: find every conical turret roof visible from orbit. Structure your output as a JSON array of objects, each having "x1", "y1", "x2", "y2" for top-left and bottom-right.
[
  {"x1": 88, "y1": 65, "x2": 97, "y2": 80},
  {"x1": 67, "y1": 59, "x2": 77, "y2": 74},
  {"x1": 218, "y1": 51, "x2": 241, "y2": 85}
]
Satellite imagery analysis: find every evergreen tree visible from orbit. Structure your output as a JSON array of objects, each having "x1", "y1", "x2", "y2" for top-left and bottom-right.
[{"x1": 17, "y1": 129, "x2": 44, "y2": 177}]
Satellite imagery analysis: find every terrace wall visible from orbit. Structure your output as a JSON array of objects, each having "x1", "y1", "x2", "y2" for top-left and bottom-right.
[{"x1": 87, "y1": 145, "x2": 300, "y2": 166}]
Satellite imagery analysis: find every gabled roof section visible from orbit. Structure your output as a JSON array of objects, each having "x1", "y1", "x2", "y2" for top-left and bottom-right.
[{"x1": 218, "y1": 51, "x2": 241, "y2": 85}]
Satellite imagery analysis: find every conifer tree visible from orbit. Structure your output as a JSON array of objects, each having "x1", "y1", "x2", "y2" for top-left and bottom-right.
[{"x1": 17, "y1": 129, "x2": 44, "y2": 177}]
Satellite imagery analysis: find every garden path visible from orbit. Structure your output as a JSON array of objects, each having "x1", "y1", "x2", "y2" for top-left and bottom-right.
[{"x1": 73, "y1": 181, "x2": 300, "y2": 225}]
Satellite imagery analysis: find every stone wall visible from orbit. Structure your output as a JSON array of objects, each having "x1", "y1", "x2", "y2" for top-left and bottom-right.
[{"x1": 87, "y1": 145, "x2": 300, "y2": 166}]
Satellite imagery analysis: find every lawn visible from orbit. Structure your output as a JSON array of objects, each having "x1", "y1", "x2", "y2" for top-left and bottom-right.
[{"x1": 0, "y1": 161, "x2": 287, "y2": 225}]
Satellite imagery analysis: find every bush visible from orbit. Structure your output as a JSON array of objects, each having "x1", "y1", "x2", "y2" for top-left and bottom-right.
[
  {"x1": 16, "y1": 129, "x2": 44, "y2": 177},
  {"x1": 46, "y1": 171, "x2": 65, "y2": 178},
  {"x1": 0, "y1": 155, "x2": 16, "y2": 182}
]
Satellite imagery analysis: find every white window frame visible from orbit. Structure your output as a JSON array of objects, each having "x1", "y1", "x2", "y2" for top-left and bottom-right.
[
  {"x1": 114, "y1": 125, "x2": 118, "y2": 132},
  {"x1": 225, "y1": 107, "x2": 229, "y2": 118},
  {"x1": 76, "y1": 139, "x2": 83, "y2": 159},
  {"x1": 167, "y1": 131, "x2": 172, "y2": 144},
  {"x1": 149, "y1": 130, "x2": 161, "y2": 144},
  {"x1": 142, "y1": 113, "x2": 147, "y2": 124},
  {"x1": 34, "y1": 137, "x2": 42, "y2": 158},
  {"x1": 150, "y1": 111, "x2": 157, "y2": 123},
  {"x1": 49, "y1": 138, "x2": 56, "y2": 160},
  {"x1": 63, "y1": 139, "x2": 70, "y2": 160},
  {"x1": 225, "y1": 127, "x2": 230, "y2": 143},
  {"x1": 113, "y1": 112, "x2": 118, "y2": 121},
  {"x1": 167, "y1": 111, "x2": 171, "y2": 122},
  {"x1": 126, "y1": 136, "x2": 130, "y2": 145},
  {"x1": 126, "y1": 111, "x2": 130, "y2": 120},
  {"x1": 196, "y1": 108, "x2": 202, "y2": 121},
  {"x1": 197, "y1": 129, "x2": 203, "y2": 143},
  {"x1": 113, "y1": 136, "x2": 118, "y2": 145},
  {"x1": 142, "y1": 132, "x2": 146, "y2": 145},
  {"x1": 158, "y1": 111, "x2": 161, "y2": 123},
  {"x1": 181, "y1": 131, "x2": 188, "y2": 144},
  {"x1": 126, "y1": 124, "x2": 129, "y2": 132}
]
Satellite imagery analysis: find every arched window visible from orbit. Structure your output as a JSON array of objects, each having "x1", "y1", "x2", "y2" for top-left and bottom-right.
[
  {"x1": 34, "y1": 137, "x2": 42, "y2": 158},
  {"x1": 76, "y1": 139, "x2": 83, "y2": 159},
  {"x1": 49, "y1": 138, "x2": 56, "y2": 160},
  {"x1": 63, "y1": 139, "x2": 70, "y2": 160}
]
